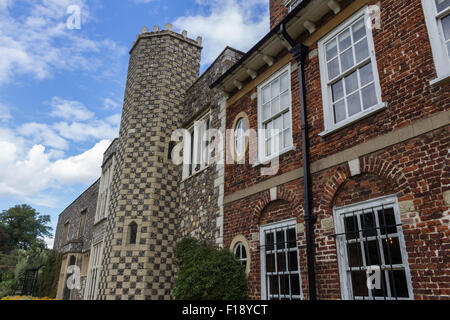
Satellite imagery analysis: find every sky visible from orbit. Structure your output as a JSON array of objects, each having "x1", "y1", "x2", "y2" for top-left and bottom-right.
[{"x1": 0, "y1": 0, "x2": 270, "y2": 248}]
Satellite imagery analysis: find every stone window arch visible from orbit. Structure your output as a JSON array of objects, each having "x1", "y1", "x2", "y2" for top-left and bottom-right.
[
  {"x1": 230, "y1": 235, "x2": 251, "y2": 276},
  {"x1": 128, "y1": 222, "x2": 138, "y2": 245}
]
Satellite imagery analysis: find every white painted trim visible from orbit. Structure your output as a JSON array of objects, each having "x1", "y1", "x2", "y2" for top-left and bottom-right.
[
  {"x1": 333, "y1": 195, "x2": 414, "y2": 300},
  {"x1": 318, "y1": 6, "x2": 385, "y2": 135},
  {"x1": 257, "y1": 64, "x2": 294, "y2": 164},
  {"x1": 422, "y1": 0, "x2": 450, "y2": 80}
]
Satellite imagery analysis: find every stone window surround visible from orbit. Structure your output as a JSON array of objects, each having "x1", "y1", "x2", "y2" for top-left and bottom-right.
[
  {"x1": 230, "y1": 235, "x2": 251, "y2": 276},
  {"x1": 318, "y1": 6, "x2": 385, "y2": 137},
  {"x1": 422, "y1": 0, "x2": 450, "y2": 85},
  {"x1": 182, "y1": 111, "x2": 212, "y2": 181},
  {"x1": 230, "y1": 112, "x2": 250, "y2": 163}
]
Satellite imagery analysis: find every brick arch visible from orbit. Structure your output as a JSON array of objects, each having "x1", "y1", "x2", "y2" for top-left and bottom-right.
[
  {"x1": 322, "y1": 157, "x2": 410, "y2": 210},
  {"x1": 252, "y1": 187, "x2": 298, "y2": 225}
]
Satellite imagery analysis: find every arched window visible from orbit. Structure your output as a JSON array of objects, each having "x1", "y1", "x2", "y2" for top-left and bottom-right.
[
  {"x1": 129, "y1": 222, "x2": 138, "y2": 245},
  {"x1": 234, "y1": 118, "x2": 247, "y2": 158},
  {"x1": 233, "y1": 242, "x2": 247, "y2": 267}
]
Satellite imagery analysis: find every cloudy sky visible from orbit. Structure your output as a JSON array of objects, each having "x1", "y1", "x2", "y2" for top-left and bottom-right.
[{"x1": 0, "y1": 0, "x2": 269, "y2": 248}]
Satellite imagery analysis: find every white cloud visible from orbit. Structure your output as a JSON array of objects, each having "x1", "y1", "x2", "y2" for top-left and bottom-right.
[
  {"x1": 49, "y1": 97, "x2": 94, "y2": 121},
  {"x1": 0, "y1": 103, "x2": 12, "y2": 122},
  {"x1": 54, "y1": 119, "x2": 119, "y2": 143},
  {"x1": 103, "y1": 98, "x2": 120, "y2": 110},
  {"x1": 173, "y1": 0, "x2": 269, "y2": 66},
  {"x1": 18, "y1": 122, "x2": 69, "y2": 150},
  {"x1": 0, "y1": 126, "x2": 111, "y2": 207},
  {"x1": 43, "y1": 236, "x2": 54, "y2": 249},
  {"x1": 0, "y1": 0, "x2": 127, "y2": 85}
]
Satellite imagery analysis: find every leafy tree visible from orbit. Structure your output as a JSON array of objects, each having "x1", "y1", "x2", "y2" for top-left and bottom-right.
[
  {"x1": 174, "y1": 238, "x2": 248, "y2": 300},
  {"x1": 0, "y1": 205, "x2": 52, "y2": 253}
]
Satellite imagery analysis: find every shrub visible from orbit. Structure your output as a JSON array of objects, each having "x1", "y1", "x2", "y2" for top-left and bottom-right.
[
  {"x1": 36, "y1": 250, "x2": 62, "y2": 298},
  {"x1": 173, "y1": 238, "x2": 247, "y2": 300}
]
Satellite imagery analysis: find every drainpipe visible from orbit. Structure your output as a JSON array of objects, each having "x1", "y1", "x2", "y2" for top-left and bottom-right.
[{"x1": 280, "y1": 23, "x2": 317, "y2": 300}]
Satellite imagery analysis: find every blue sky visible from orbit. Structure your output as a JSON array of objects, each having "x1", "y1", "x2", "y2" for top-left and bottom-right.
[{"x1": 0, "y1": 0, "x2": 269, "y2": 247}]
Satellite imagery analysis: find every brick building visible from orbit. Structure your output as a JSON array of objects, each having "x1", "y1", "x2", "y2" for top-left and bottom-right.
[{"x1": 54, "y1": 0, "x2": 449, "y2": 300}]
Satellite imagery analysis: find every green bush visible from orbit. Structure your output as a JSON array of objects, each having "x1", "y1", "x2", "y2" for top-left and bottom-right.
[
  {"x1": 36, "y1": 250, "x2": 62, "y2": 298},
  {"x1": 173, "y1": 238, "x2": 248, "y2": 300},
  {"x1": 0, "y1": 279, "x2": 19, "y2": 298}
]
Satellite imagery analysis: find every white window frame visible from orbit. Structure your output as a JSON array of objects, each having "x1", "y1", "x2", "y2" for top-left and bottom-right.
[
  {"x1": 233, "y1": 242, "x2": 248, "y2": 267},
  {"x1": 284, "y1": 0, "x2": 302, "y2": 12},
  {"x1": 318, "y1": 6, "x2": 385, "y2": 136},
  {"x1": 333, "y1": 195, "x2": 414, "y2": 300},
  {"x1": 182, "y1": 112, "x2": 211, "y2": 180},
  {"x1": 95, "y1": 158, "x2": 115, "y2": 224},
  {"x1": 84, "y1": 239, "x2": 104, "y2": 300},
  {"x1": 422, "y1": 0, "x2": 450, "y2": 85},
  {"x1": 257, "y1": 64, "x2": 294, "y2": 164},
  {"x1": 259, "y1": 219, "x2": 303, "y2": 300}
]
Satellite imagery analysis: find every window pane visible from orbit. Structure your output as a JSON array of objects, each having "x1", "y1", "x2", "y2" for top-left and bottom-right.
[
  {"x1": 269, "y1": 275, "x2": 279, "y2": 295},
  {"x1": 435, "y1": 0, "x2": 450, "y2": 13},
  {"x1": 348, "y1": 242, "x2": 362, "y2": 267},
  {"x1": 271, "y1": 97, "x2": 280, "y2": 115},
  {"x1": 266, "y1": 138, "x2": 272, "y2": 157},
  {"x1": 283, "y1": 129, "x2": 292, "y2": 148},
  {"x1": 287, "y1": 228, "x2": 297, "y2": 247},
  {"x1": 276, "y1": 230, "x2": 285, "y2": 249},
  {"x1": 372, "y1": 270, "x2": 388, "y2": 297},
  {"x1": 340, "y1": 48, "x2": 354, "y2": 71},
  {"x1": 359, "y1": 63, "x2": 374, "y2": 86},
  {"x1": 442, "y1": 14, "x2": 450, "y2": 41},
  {"x1": 362, "y1": 84, "x2": 377, "y2": 109},
  {"x1": 234, "y1": 245, "x2": 241, "y2": 259},
  {"x1": 364, "y1": 240, "x2": 381, "y2": 265},
  {"x1": 355, "y1": 39, "x2": 369, "y2": 63},
  {"x1": 263, "y1": 86, "x2": 271, "y2": 104},
  {"x1": 383, "y1": 237, "x2": 403, "y2": 265},
  {"x1": 352, "y1": 18, "x2": 366, "y2": 42},
  {"x1": 277, "y1": 252, "x2": 287, "y2": 271},
  {"x1": 266, "y1": 253, "x2": 275, "y2": 272},
  {"x1": 332, "y1": 80, "x2": 344, "y2": 101},
  {"x1": 283, "y1": 112, "x2": 291, "y2": 129},
  {"x1": 328, "y1": 57, "x2": 340, "y2": 79},
  {"x1": 334, "y1": 100, "x2": 346, "y2": 123},
  {"x1": 266, "y1": 232, "x2": 274, "y2": 250},
  {"x1": 388, "y1": 270, "x2": 410, "y2": 298},
  {"x1": 344, "y1": 215, "x2": 359, "y2": 240},
  {"x1": 345, "y1": 71, "x2": 359, "y2": 94},
  {"x1": 271, "y1": 79, "x2": 280, "y2": 97},
  {"x1": 263, "y1": 102, "x2": 271, "y2": 121},
  {"x1": 288, "y1": 251, "x2": 299, "y2": 271},
  {"x1": 361, "y1": 212, "x2": 377, "y2": 237},
  {"x1": 274, "y1": 116, "x2": 283, "y2": 133},
  {"x1": 347, "y1": 91, "x2": 361, "y2": 116},
  {"x1": 280, "y1": 91, "x2": 290, "y2": 110},
  {"x1": 242, "y1": 246, "x2": 247, "y2": 259},
  {"x1": 280, "y1": 72, "x2": 289, "y2": 92},
  {"x1": 326, "y1": 38, "x2": 338, "y2": 61},
  {"x1": 280, "y1": 275, "x2": 290, "y2": 295},
  {"x1": 378, "y1": 208, "x2": 398, "y2": 235},
  {"x1": 290, "y1": 274, "x2": 301, "y2": 296},
  {"x1": 338, "y1": 29, "x2": 352, "y2": 51},
  {"x1": 351, "y1": 271, "x2": 369, "y2": 297}
]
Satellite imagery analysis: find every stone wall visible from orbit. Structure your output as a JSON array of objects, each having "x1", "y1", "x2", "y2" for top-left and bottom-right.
[{"x1": 96, "y1": 26, "x2": 202, "y2": 300}]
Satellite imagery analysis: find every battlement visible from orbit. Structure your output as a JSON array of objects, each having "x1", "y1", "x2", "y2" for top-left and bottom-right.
[{"x1": 130, "y1": 24, "x2": 203, "y2": 54}]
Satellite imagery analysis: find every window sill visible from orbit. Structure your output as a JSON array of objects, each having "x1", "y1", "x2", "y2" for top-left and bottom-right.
[
  {"x1": 430, "y1": 73, "x2": 450, "y2": 86},
  {"x1": 319, "y1": 103, "x2": 387, "y2": 138},
  {"x1": 252, "y1": 145, "x2": 296, "y2": 168}
]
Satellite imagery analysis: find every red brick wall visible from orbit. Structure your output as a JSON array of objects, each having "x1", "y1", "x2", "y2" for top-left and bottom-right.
[
  {"x1": 224, "y1": 0, "x2": 449, "y2": 300},
  {"x1": 270, "y1": 0, "x2": 288, "y2": 30}
]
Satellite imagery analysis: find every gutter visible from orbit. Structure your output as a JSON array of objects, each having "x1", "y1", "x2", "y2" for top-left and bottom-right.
[{"x1": 279, "y1": 22, "x2": 317, "y2": 300}]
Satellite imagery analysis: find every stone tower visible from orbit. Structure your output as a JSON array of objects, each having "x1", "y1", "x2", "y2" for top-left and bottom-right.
[{"x1": 97, "y1": 25, "x2": 202, "y2": 300}]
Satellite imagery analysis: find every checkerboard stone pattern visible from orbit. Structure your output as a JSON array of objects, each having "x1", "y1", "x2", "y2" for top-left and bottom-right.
[{"x1": 96, "y1": 29, "x2": 202, "y2": 300}]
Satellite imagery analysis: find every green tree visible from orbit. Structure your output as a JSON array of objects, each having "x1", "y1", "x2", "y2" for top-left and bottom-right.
[
  {"x1": 0, "y1": 204, "x2": 52, "y2": 253},
  {"x1": 174, "y1": 238, "x2": 248, "y2": 300}
]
